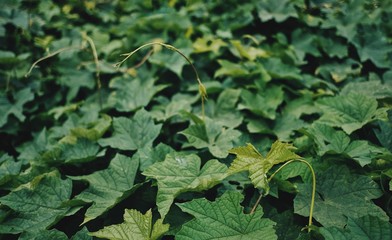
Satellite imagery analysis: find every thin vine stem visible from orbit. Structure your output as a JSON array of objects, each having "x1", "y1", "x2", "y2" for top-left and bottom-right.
[
  {"x1": 251, "y1": 159, "x2": 316, "y2": 233},
  {"x1": 114, "y1": 42, "x2": 207, "y2": 120},
  {"x1": 81, "y1": 32, "x2": 102, "y2": 109}
]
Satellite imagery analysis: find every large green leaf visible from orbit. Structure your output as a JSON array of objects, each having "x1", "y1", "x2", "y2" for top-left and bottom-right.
[
  {"x1": 306, "y1": 123, "x2": 383, "y2": 166},
  {"x1": 143, "y1": 152, "x2": 228, "y2": 218},
  {"x1": 320, "y1": 215, "x2": 392, "y2": 240},
  {"x1": 0, "y1": 154, "x2": 22, "y2": 185},
  {"x1": 176, "y1": 191, "x2": 277, "y2": 239},
  {"x1": 180, "y1": 117, "x2": 241, "y2": 158},
  {"x1": 0, "y1": 172, "x2": 76, "y2": 234},
  {"x1": 0, "y1": 88, "x2": 34, "y2": 128},
  {"x1": 99, "y1": 109, "x2": 162, "y2": 150},
  {"x1": 294, "y1": 166, "x2": 388, "y2": 228},
  {"x1": 315, "y1": 93, "x2": 379, "y2": 134},
  {"x1": 71, "y1": 154, "x2": 139, "y2": 224},
  {"x1": 257, "y1": 0, "x2": 300, "y2": 22},
  {"x1": 375, "y1": 110, "x2": 392, "y2": 152},
  {"x1": 228, "y1": 141, "x2": 301, "y2": 193},
  {"x1": 108, "y1": 76, "x2": 167, "y2": 112},
  {"x1": 90, "y1": 209, "x2": 169, "y2": 240},
  {"x1": 239, "y1": 85, "x2": 284, "y2": 120}
]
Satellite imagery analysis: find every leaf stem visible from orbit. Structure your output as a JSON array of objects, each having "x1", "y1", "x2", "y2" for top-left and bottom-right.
[
  {"x1": 251, "y1": 159, "x2": 316, "y2": 233},
  {"x1": 81, "y1": 32, "x2": 102, "y2": 109},
  {"x1": 115, "y1": 42, "x2": 207, "y2": 120}
]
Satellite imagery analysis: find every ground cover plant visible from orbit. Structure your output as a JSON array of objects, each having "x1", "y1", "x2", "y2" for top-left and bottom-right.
[{"x1": 1, "y1": 0, "x2": 392, "y2": 239}]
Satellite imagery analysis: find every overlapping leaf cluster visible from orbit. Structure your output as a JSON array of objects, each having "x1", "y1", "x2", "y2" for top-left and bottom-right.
[{"x1": 1, "y1": 0, "x2": 392, "y2": 239}]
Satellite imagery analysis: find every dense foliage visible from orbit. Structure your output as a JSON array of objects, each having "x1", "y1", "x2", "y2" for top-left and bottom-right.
[{"x1": 1, "y1": 0, "x2": 392, "y2": 239}]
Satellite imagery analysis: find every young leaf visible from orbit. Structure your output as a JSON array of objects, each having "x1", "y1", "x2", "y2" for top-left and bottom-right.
[
  {"x1": 0, "y1": 172, "x2": 75, "y2": 234},
  {"x1": 228, "y1": 141, "x2": 300, "y2": 193},
  {"x1": 316, "y1": 93, "x2": 379, "y2": 134},
  {"x1": 320, "y1": 215, "x2": 392, "y2": 240},
  {"x1": 90, "y1": 209, "x2": 169, "y2": 240},
  {"x1": 294, "y1": 166, "x2": 388, "y2": 228},
  {"x1": 143, "y1": 152, "x2": 228, "y2": 218},
  {"x1": 176, "y1": 191, "x2": 277, "y2": 239},
  {"x1": 180, "y1": 117, "x2": 241, "y2": 158},
  {"x1": 70, "y1": 154, "x2": 139, "y2": 224},
  {"x1": 99, "y1": 109, "x2": 162, "y2": 151}
]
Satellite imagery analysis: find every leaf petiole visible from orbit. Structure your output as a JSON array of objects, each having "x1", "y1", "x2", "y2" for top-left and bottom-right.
[{"x1": 251, "y1": 158, "x2": 316, "y2": 233}]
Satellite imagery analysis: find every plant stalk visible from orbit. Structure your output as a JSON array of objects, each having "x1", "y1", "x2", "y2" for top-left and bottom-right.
[{"x1": 251, "y1": 159, "x2": 316, "y2": 233}]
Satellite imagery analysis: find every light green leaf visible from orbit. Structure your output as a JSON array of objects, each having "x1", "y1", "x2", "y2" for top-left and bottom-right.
[
  {"x1": 257, "y1": 0, "x2": 299, "y2": 22},
  {"x1": 90, "y1": 209, "x2": 169, "y2": 240},
  {"x1": 108, "y1": 76, "x2": 167, "y2": 112},
  {"x1": 239, "y1": 85, "x2": 284, "y2": 120},
  {"x1": 0, "y1": 88, "x2": 34, "y2": 128},
  {"x1": 151, "y1": 93, "x2": 198, "y2": 121},
  {"x1": 214, "y1": 59, "x2": 249, "y2": 78},
  {"x1": 99, "y1": 109, "x2": 162, "y2": 151},
  {"x1": 176, "y1": 191, "x2": 277, "y2": 240},
  {"x1": 320, "y1": 215, "x2": 392, "y2": 240},
  {"x1": 133, "y1": 143, "x2": 175, "y2": 171},
  {"x1": 316, "y1": 93, "x2": 379, "y2": 134},
  {"x1": 143, "y1": 152, "x2": 228, "y2": 218},
  {"x1": 193, "y1": 36, "x2": 227, "y2": 54},
  {"x1": 316, "y1": 59, "x2": 361, "y2": 83},
  {"x1": 71, "y1": 154, "x2": 139, "y2": 224},
  {"x1": 294, "y1": 166, "x2": 388, "y2": 228},
  {"x1": 228, "y1": 141, "x2": 300, "y2": 193},
  {"x1": 0, "y1": 172, "x2": 75, "y2": 234},
  {"x1": 230, "y1": 40, "x2": 269, "y2": 61},
  {"x1": 180, "y1": 117, "x2": 241, "y2": 158}
]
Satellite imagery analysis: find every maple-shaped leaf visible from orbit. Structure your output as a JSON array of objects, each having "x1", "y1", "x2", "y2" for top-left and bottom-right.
[
  {"x1": 320, "y1": 215, "x2": 392, "y2": 240},
  {"x1": 107, "y1": 76, "x2": 167, "y2": 112},
  {"x1": 306, "y1": 123, "x2": 383, "y2": 166},
  {"x1": 70, "y1": 154, "x2": 139, "y2": 224},
  {"x1": 316, "y1": 93, "x2": 380, "y2": 134},
  {"x1": 228, "y1": 141, "x2": 300, "y2": 193},
  {"x1": 180, "y1": 117, "x2": 241, "y2": 158},
  {"x1": 176, "y1": 191, "x2": 277, "y2": 239},
  {"x1": 90, "y1": 209, "x2": 169, "y2": 240},
  {"x1": 0, "y1": 172, "x2": 77, "y2": 234},
  {"x1": 143, "y1": 152, "x2": 228, "y2": 218},
  {"x1": 99, "y1": 109, "x2": 162, "y2": 151},
  {"x1": 294, "y1": 166, "x2": 388, "y2": 228}
]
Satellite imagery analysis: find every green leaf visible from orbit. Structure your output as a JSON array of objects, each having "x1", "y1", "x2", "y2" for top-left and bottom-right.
[
  {"x1": 133, "y1": 143, "x2": 175, "y2": 172},
  {"x1": 176, "y1": 191, "x2": 277, "y2": 239},
  {"x1": 0, "y1": 154, "x2": 22, "y2": 185},
  {"x1": 0, "y1": 172, "x2": 75, "y2": 234},
  {"x1": 257, "y1": 0, "x2": 299, "y2": 22},
  {"x1": 294, "y1": 166, "x2": 388, "y2": 228},
  {"x1": 306, "y1": 123, "x2": 382, "y2": 166},
  {"x1": 90, "y1": 209, "x2": 169, "y2": 240},
  {"x1": 71, "y1": 227, "x2": 92, "y2": 240},
  {"x1": 107, "y1": 76, "x2": 167, "y2": 112},
  {"x1": 341, "y1": 80, "x2": 392, "y2": 100},
  {"x1": 151, "y1": 93, "x2": 198, "y2": 121},
  {"x1": 228, "y1": 141, "x2": 301, "y2": 193},
  {"x1": 207, "y1": 88, "x2": 243, "y2": 128},
  {"x1": 316, "y1": 59, "x2": 361, "y2": 83},
  {"x1": 239, "y1": 85, "x2": 284, "y2": 120},
  {"x1": 99, "y1": 109, "x2": 162, "y2": 151},
  {"x1": 316, "y1": 93, "x2": 379, "y2": 134},
  {"x1": 180, "y1": 117, "x2": 241, "y2": 158},
  {"x1": 59, "y1": 138, "x2": 102, "y2": 164},
  {"x1": 375, "y1": 110, "x2": 392, "y2": 152},
  {"x1": 143, "y1": 152, "x2": 228, "y2": 218},
  {"x1": 230, "y1": 40, "x2": 269, "y2": 61},
  {"x1": 19, "y1": 229, "x2": 68, "y2": 240},
  {"x1": 0, "y1": 88, "x2": 34, "y2": 128},
  {"x1": 214, "y1": 59, "x2": 250, "y2": 78},
  {"x1": 193, "y1": 36, "x2": 227, "y2": 54},
  {"x1": 71, "y1": 154, "x2": 139, "y2": 224},
  {"x1": 320, "y1": 215, "x2": 392, "y2": 240}
]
